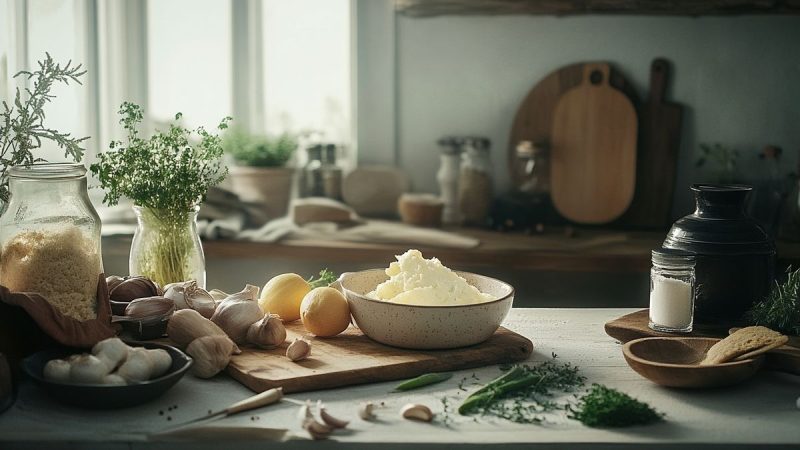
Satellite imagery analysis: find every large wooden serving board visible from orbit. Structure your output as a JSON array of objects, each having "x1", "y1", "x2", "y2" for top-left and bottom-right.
[
  {"x1": 605, "y1": 309, "x2": 800, "y2": 348},
  {"x1": 227, "y1": 323, "x2": 533, "y2": 394}
]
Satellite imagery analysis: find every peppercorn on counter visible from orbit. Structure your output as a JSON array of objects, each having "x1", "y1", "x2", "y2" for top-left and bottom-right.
[{"x1": 1, "y1": 308, "x2": 798, "y2": 449}]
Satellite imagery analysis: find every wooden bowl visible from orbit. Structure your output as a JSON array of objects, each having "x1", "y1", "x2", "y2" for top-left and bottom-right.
[
  {"x1": 622, "y1": 337, "x2": 764, "y2": 389},
  {"x1": 339, "y1": 269, "x2": 514, "y2": 349}
]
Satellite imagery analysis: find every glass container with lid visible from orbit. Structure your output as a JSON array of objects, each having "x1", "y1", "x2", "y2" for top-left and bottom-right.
[
  {"x1": 0, "y1": 163, "x2": 104, "y2": 322},
  {"x1": 649, "y1": 248, "x2": 696, "y2": 333},
  {"x1": 458, "y1": 137, "x2": 493, "y2": 226}
]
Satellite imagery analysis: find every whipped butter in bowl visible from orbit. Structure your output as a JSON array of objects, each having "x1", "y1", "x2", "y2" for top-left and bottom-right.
[{"x1": 340, "y1": 250, "x2": 514, "y2": 349}]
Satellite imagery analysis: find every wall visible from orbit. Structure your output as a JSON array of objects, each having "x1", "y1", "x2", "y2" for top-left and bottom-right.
[{"x1": 393, "y1": 14, "x2": 800, "y2": 219}]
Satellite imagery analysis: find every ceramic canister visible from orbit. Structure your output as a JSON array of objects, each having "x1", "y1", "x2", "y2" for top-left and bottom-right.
[{"x1": 662, "y1": 184, "x2": 775, "y2": 325}]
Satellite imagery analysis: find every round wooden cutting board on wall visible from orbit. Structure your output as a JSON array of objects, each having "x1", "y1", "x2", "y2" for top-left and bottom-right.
[{"x1": 550, "y1": 63, "x2": 638, "y2": 224}]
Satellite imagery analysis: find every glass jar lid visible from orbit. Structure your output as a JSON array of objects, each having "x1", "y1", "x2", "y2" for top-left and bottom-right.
[{"x1": 652, "y1": 248, "x2": 696, "y2": 267}]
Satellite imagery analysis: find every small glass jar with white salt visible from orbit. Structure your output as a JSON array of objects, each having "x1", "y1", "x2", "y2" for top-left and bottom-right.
[{"x1": 649, "y1": 248, "x2": 696, "y2": 333}]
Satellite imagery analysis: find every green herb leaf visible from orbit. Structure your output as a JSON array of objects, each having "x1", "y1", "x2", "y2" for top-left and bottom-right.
[
  {"x1": 568, "y1": 384, "x2": 663, "y2": 428},
  {"x1": 746, "y1": 267, "x2": 800, "y2": 335},
  {"x1": 308, "y1": 269, "x2": 337, "y2": 289}
]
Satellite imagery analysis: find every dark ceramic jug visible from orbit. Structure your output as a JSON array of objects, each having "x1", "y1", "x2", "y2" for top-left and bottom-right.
[{"x1": 663, "y1": 184, "x2": 775, "y2": 324}]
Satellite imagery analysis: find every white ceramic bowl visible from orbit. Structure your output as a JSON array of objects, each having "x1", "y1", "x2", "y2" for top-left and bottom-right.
[{"x1": 339, "y1": 269, "x2": 514, "y2": 350}]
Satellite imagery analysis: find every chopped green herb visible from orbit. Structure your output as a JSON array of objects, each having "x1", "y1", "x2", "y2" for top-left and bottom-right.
[
  {"x1": 568, "y1": 384, "x2": 663, "y2": 428},
  {"x1": 747, "y1": 267, "x2": 800, "y2": 335}
]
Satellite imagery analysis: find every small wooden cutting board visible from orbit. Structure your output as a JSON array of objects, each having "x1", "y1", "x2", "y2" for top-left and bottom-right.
[
  {"x1": 605, "y1": 309, "x2": 800, "y2": 348},
  {"x1": 226, "y1": 323, "x2": 533, "y2": 394}
]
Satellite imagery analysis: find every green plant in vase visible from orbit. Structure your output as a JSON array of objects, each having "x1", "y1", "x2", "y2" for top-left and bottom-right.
[{"x1": 91, "y1": 102, "x2": 230, "y2": 287}]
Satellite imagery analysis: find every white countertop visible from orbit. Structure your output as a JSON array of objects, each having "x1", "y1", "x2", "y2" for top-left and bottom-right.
[{"x1": 1, "y1": 308, "x2": 798, "y2": 449}]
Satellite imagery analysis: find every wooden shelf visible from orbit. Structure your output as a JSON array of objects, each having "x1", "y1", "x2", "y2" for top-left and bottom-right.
[{"x1": 396, "y1": 0, "x2": 800, "y2": 17}]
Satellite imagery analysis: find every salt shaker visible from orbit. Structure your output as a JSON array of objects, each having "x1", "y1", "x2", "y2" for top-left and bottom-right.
[
  {"x1": 436, "y1": 137, "x2": 461, "y2": 224},
  {"x1": 649, "y1": 248, "x2": 696, "y2": 333}
]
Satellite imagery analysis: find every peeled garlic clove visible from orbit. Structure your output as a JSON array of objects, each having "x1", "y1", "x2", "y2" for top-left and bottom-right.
[
  {"x1": 43, "y1": 359, "x2": 72, "y2": 383},
  {"x1": 102, "y1": 374, "x2": 127, "y2": 386},
  {"x1": 124, "y1": 296, "x2": 175, "y2": 320},
  {"x1": 358, "y1": 402, "x2": 376, "y2": 421},
  {"x1": 297, "y1": 401, "x2": 313, "y2": 421},
  {"x1": 247, "y1": 314, "x2": 286, "y2": 349},
  {"x1": 286, "y1": 338, "x2": 312, "y2": 362},
  {"x1": 302, "y1": 417, "x2": 332, "y2": 440},
  {"x1": 110, "y1": 276, "x2": 162, "y2": 302},
  {"x1": 186, "y1": 335, "x2": 236, "y2": 378},
  {"x1": 320, "y1": 408, "x2": 349, "y2": 429},
  {"x1": 400, "y1": 403, "x2": 433, "y2": 422},
  {"x1": 211, "y1": 286, "x2": 264, "y2": 344},
  {"x1": 70, "y1": 354, "x2": 110, "y2": 384},
  {"x1": 145, "y1": 348, "x2": 172, "y2": 378},
  {"x1": 117, "y1": 348, "x2": 153, "y2": 383},
  {"x1": 92, "y1": 337, "x2": 130, "y2": 372}
]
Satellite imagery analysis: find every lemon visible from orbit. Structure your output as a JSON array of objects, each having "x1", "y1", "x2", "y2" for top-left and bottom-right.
[
  {"x1": 258, "y1": 273, "x2": 310, "y2": 322},
  {"x1": 300, "y1": 287, "x2": 351, "y2": 337}
]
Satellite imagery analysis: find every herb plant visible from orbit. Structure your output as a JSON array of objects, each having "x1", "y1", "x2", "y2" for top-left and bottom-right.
[
  {"x1": 90, "y1": 102, "x2": 230, "y2": 285},
  {"x1": 746, "y1": 267, "x2": 800, "y2": 335},
  {"x1": 695, "y1": 142, "x2": 740, "y2": 184},
  {"x1": 223, "y1": 128, "x2": 296, "y2": 167},
  {"x1": 0, "y1": 53, "x2": 88, "y2": 202},
  {"x1": 568, "y1": 384, "x2": 663, "y2": 427}
]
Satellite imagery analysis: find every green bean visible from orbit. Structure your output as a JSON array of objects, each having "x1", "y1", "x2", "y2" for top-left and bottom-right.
[{"x1": 394, "y1": 372, "x2": 453, "y2": 391}]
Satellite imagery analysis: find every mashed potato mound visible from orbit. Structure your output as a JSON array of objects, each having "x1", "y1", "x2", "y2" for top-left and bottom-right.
[{"x1": 369, "y1": 249, "x2": 493, "y2": 306}]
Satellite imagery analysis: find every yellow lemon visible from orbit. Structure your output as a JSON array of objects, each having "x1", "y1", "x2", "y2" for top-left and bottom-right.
[
  {"x1": 300, "y1": 287, "x2": 351, "y2": 337},
  {"x1": 258, "y1": 273, "x2": 310, "y2": 322}
]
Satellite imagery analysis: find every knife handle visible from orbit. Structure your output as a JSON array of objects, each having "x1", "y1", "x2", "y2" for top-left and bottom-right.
[{"x1": 226, "y1": 387, "x2": 284, "y2": 415}]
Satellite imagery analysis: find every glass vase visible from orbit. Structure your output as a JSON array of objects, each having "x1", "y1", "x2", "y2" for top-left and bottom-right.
[{"x1": 129, "y1": 206, "x2": 206, "y2": 288}]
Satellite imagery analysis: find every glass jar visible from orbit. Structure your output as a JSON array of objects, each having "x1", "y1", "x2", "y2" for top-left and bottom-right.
[
  {"x1": 129, "y1": 205, "x2": 205, "y2": 288},
  {"x1": 649, "y1": 248, "x2": 696, "y2": 333},
  {"x1": 436, "y1": 137, "x2": 461, "y2": 224},
  {"x1": 301, "y1": 145, "x2": 324, "y2": 197},
  {"x1": 321, "y1": 144, "x2": 343, "y2": 200},
  {"x1": 0, "y1": 163, "x2": 103, "y2": 322},
  {"x1": 458, "y1": 137, "x2": 493, "y2": 226}
]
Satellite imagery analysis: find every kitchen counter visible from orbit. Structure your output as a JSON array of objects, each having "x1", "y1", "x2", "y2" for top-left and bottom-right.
[{"x1": 2, "y1": 308, "x2": 798, "y2": 449}]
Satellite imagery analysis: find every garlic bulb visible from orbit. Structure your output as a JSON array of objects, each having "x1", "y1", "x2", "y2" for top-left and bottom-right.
[
  {"x1": 186, "y1": 335, "x2": 236, "y2": 378},
  {"x1": 286, "y1": 338, "x2": 312, "y2": 362},
  {"x1": 208, "y1": 289, "x2": 229, "y2": 302},
  {"x1": 124, "y1": 296, "x2": 175, "y2": 320},
  {"x1": 246, "y1": 314, "x2": 286, "y2": 349},
  {"x1": 70, "y1": 354, "x2": 110, "y2": 384},
  {"x1": 164, "y1": 280, "x2": 217, "y2": 318},
  {"x1": 43, "y1": 359, "x2": 72, "y2": 383},
  {"x1": 92, "y1": 337, "x2": 130, "y2": 372},
  {"x1": 106, "y1": 275, "x2": 125, "y2": 292},
  {"x1": 109, "y1": 276, "x2": 162, "y2": 302},
  {"x1": 211, "y1": 285, "x2": 264, "y2": 344},
  {"x1": 117, "y1": 348, "x2": 153, "y2": 382},
  {"x1": 167, "y1": 309, "x2": 238, "y2": 353}
]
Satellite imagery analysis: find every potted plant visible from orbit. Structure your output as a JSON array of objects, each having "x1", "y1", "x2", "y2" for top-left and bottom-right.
[
  {"x1": 0, "y1": 54, "x2": 88, "y2": 213},
  {"x1": 91, "y1": 102, "x2": 230, "y2": 288},
  {"x1": 223, "y1": 128, "x2": 297, "y2": 222}
]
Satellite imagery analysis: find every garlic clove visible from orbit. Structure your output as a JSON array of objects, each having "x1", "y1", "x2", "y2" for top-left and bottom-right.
[
  {"x1": 286, "y1": 338, "x2": 312, "y2": 362},
  {"x1": 92, "y1": 337, "x2": 130, "y2": 372},
  {"x1": 319, "y1": 408, "x2": 349, "y2": 429},
  {"x1": 165, "y1": 280, "x2": 217, "y2": 318},
  {"x1": 144, "y1": 348, "x2": 172, "y2": 378},
  {"x1": 117, "y1": 348, "x2": 153, "y2": 383},
  {"x1": 106, "y1": 275, "x2": 125, "y2": 292},
  {"x1": 208, "y1": 289, "x2": 229, "y2": 302},
  {"x1": 400, "y1": 403, "x2": 434, "y2": 422},
  {"x1": 110, "y1": 276, "x2": 162, "y2": 302},
  {"x1": 302, "y1": 417, "x2": 332, "y2": 440},
  {"x1": 102, "y1": 374, "x2": 127, "y2": 385},
  {"x1": 297, "y1": 401, "x2": 314, "y2": 422},
  {"x1": 70, "y1": 354, "x2": 111, "y2": 384},
  {"x1": 211, "y1": 287, "x2": 264, "y2": 344},
  {"x1": 124, "y1": 296, "x2": 175, "y2": 320},
  {"x1": 43, "y1": 359, "x2": 72, "y2": 383},
  {"x1": 167, "y1": 309, "x2": 239, "y2": 353},
  {"x1": 247, "y1": 314, "x2": 286, "y2": 349},
  {"x1": 358, "y1": 402, "x2": 376, "y2": 421},
  {"x1": 186, "y1": 335, "x2": 236, "y2": 378}
]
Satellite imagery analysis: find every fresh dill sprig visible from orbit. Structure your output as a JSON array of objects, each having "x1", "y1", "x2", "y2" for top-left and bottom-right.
[
  {"x1": 746, "y1": 267, "x2": 800, "y2": 335},
  {"x1": 0, "y1": 53, "x2": 88, "y2": 201},
  {"x1": 308, "y1": 269, "x2": 337, "y2": 289},
  {"x1": 568, "y1": 384, "x2": 663, "y2": 428}
]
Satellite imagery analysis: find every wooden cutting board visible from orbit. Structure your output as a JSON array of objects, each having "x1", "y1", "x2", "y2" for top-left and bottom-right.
[
  {"x1": 620, "y1": 58, "x2": 684, "y2": 229},
  {"x1": 605, "y1": 309, "x2": 800, "y2": 349},
  {"x1": 551, "y1": 63, "x2": 638, "y2": 224},
  {"x1": 507, "y1": 62, "x2": 639, "y2": 192},
  {"x1": 226, "y1": 323, "x2": 533, "y2": 394}
]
